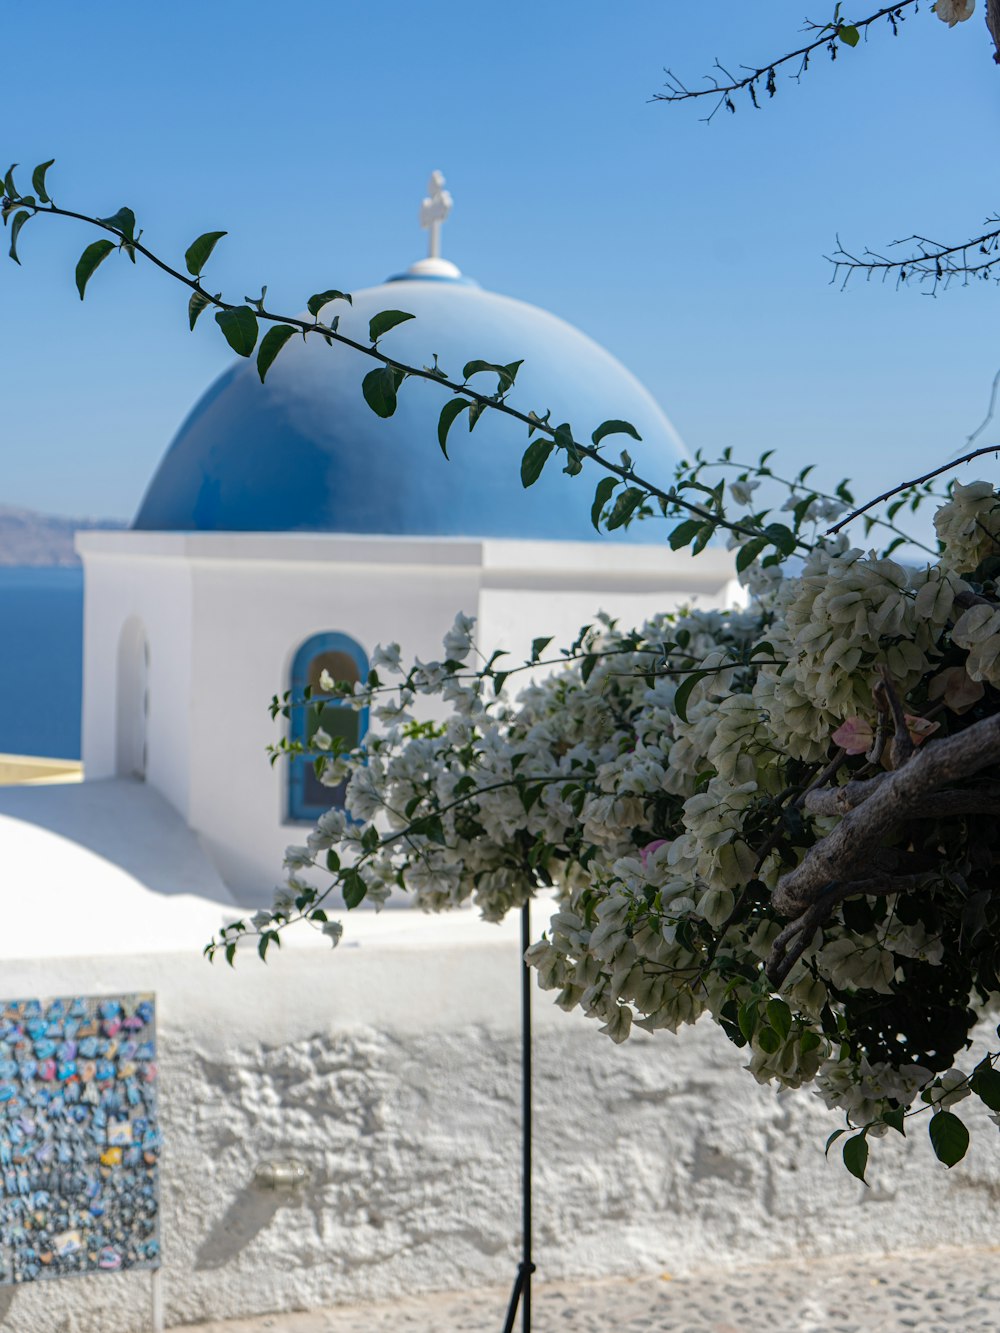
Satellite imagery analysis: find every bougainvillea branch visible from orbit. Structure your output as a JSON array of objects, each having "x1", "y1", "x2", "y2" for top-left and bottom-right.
[
  {"x1": 827, "y1": 441, "x2": 1000, "y2": 534},
  {"x1": 1, "y1": 163, "x2": 820, "y2": 562}
]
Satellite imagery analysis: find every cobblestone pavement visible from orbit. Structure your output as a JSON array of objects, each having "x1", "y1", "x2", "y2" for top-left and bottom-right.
[{"x1": 186, "y1": 1245, "x2": 1000, "y2": 1331}]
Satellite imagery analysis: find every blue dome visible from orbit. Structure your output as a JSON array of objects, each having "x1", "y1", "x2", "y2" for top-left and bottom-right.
[{"x1": 133, "y1": 271, "x2": 686, "y2": 541}]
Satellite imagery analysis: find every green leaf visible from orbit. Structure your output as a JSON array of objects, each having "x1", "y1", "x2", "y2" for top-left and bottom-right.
[
  {"x1": 842, "y1": 1133, "x2": 869, "y2": 1184},
  {"x1": 325, "y1": 849, "x2": 340, "y2": 873},
  {"x1": 308, "y1": 289, "x2": 352, "y2": 317},
  {"x1": 99, "y1": 206, "x2": 136, "y2": 242},
  {"x1": 215, "y1": 305, "x2": 259, "y2": 357},
  {"x1": 672, "y1": 670, "x2": 706, "y2": 724},
  {"x1": 882, "y1": 1106, "x2": 906, "y2": 1136},
  {"x1": 668, "y1": 518, "x2": 703, "y2": 551},
  {"x1": 184, "y1": 230, "x2": 227, "y2": 277},
  {"x1": 736, "y1": 536, "x2": 769, "y2": 573},
  {"x1": 757, "y1": 1026, "x2": 781, "y2": 1054},
  {"x1": 256, "y1": 324, "x2": 296, "y2": 382},
  {"x1": 362, "y1": 365, "x2": 405, "y2": 418},
  {"x1": 7, "y1": 210, "x2": 30, "y2": 264},
  {"x1": 562, "y1": 443, "x2": 584, "y2": 476},
  {"x1": 369, "y1": 309, "x2": 415, "y2": 343},
  {"x1": 592, "y1": 419, "x2": 642, "y2": 448},
  {"x1": 468, "y1": 400, "x2": 485, "y2": 431},
  {"x1": 838, "y1": 23, "x2": 860, "y2": 45},
  {"x1": 75, "y1": 239, "x2": 115, "y2": 299},
  {"x1": 31, "y1": 159, "x2": 54, "y2": 203},
  {"x1": 928, "y1": 1110, "x2": 969, "y2": 1167},
  {"x1": 763, "y1": 522, "x2": 797, "y2": 556},
  {"x1": 766, "y1": 998, "x2": 792, "y2": 1041},
  {"x1": 691, "y1": 521, "x2": 717, "y2": 555},
  {"x1": 463, "y1": 359, "x2": 521, "y2": 392},
  {"x1": 342, "y1": 870, "x2": 367, "y2": 910},
  {"x1": 521, "y1": 438, "x2": 555, "y2": 488},
  {"x1": 413, "y1": 814, "x2": 447, "y2": 845},
  {"x1": 438, "y1": 398, "x2": 470, "y2": 457},
  {"x1": 188, "y1": 289, "x2": 214, "y2": 330},
  {"x1": 531, "y1": 637, "x2": 552, "y2": 662},
  {"x1": 737, "y1": 1000, "x2": 757, "y2": 1042},
  {"x1": 3, "y1": 164, "x2": 18, "y2": 199},
  {"x1": 824, "y1": 1128, "x2": 846, "y2": 1157},
  {"x1": 971, "y1": 1064, "x2": 1000, "y2": 1113},
  {"x1": 591, "y1": 476, "x2": 618, "y2": 530},
  {"x1": 606, "y1": 487, "x2": 645, "y2": 531}
]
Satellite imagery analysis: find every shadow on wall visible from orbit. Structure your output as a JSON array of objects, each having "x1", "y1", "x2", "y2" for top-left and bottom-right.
[{"x1": 194, "y1": 1185, "x2": 286, "y2": 1270}]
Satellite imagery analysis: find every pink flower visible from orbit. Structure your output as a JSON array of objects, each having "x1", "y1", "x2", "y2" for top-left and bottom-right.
[
  {"x1": 832, "y1": 717, "x2": 873, "y2": 756},
  {"x1": 903, "y1": 714, "x2": 940, "y2": 746},
  {"x1": 832, "y1": 713, "x2": 939, "y2": 757},
  {"x1": 640, "y1": 839, "x2": 668, "y2": 867}
]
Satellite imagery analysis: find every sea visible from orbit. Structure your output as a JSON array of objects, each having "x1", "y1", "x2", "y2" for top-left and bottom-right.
[{"x1": 0, "y1": 567, "x2": 83, "y2": 759}]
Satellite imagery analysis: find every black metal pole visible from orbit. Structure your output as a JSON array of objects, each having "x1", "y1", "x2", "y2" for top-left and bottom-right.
[
  {"x1": 501, "y1": 899, "x2": 534, "y2": 1333},
  {"x1": 521, "y1": 897, "x2": 533, "y2": 1331}
]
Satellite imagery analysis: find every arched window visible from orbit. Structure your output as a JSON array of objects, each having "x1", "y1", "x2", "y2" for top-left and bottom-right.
[
  {"x1": 116, "y1": 616, "x2": 149, "y2": 780},
  {"x1": 288, "y1": 633, "x2": 369, "y2": 823}
]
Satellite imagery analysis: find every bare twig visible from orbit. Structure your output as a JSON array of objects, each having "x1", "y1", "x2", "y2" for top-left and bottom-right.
[
  {"x1": 829, "y1": 221, "x2": 1000, "y2": 292},
  {"x1": 965, "y1": 367, "x2": 1000, "y2": 453},
  {"x1": 656, "y1": 5, "x2": 917, "y2": 120}
]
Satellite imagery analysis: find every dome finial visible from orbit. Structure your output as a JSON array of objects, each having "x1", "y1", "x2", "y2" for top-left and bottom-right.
[{"x1": 419, "y1": 170, "x2": 453, "y2": 260}]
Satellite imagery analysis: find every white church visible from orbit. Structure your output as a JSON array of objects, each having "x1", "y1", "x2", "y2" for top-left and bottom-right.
[{"x1": 0, "y1": 180, "x2": 988, "y2": 1332}]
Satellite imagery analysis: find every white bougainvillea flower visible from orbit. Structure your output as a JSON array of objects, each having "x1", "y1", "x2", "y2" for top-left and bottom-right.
[
  {"x1": 934, "y1": 0, "x2": 975, "y2": 24},
  {"x1": 371, "y1": 641, "x2": 403, "y2": 674},
  {"x1": 321, "y1": 920, "x2": 344, "y2": 947}
]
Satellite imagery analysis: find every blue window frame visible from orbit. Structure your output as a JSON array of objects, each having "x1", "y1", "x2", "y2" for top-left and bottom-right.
[{"x1": 288, "y1": 632, "x2": 370, "y2": 823}]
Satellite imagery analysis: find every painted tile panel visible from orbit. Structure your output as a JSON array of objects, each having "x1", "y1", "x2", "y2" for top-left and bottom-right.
[{"x1": 0, "y1": 994, "x2": 159, "y2": 1284}]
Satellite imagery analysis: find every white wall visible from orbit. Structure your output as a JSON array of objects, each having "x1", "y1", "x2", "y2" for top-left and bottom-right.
[
  {"x1": 80, "y1": 543, "x2": 195, "y2": 821},
  {"x1": 2, "y1": 921, "x2": 1000, "y2": 1333},
  {"x1": 78, "y1": 534, "x2": 736, "y2": 903}
]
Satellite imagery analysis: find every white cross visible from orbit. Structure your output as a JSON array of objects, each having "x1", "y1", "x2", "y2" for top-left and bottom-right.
[{"x1": 419, "y1": 171, "x2": 453, "y2": 260}]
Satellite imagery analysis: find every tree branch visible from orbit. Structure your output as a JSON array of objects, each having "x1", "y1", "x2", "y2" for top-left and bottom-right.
[
  {"x1": 655, "y1": 5, "x2": 918, "y2": 120},
  {"x1": 766, "y1": 874, "x2": 920, "y2": 987},
  {"x1": 828, "y1": 220, "x2": 1000, "y2": 292},
  {"x1": 773, "y1": 712, "x2": 1000, "y2": 921}
]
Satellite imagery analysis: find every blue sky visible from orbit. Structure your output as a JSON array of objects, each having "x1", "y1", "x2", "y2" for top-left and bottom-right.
[{"x1": 2, "y1": 1, "x2": 999, "y2": 523}]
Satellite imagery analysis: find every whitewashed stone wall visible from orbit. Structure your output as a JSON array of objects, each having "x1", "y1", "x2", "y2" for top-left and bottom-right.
[{"x1": 2, "y1": 922, "x2": 998, "y2": 1332}]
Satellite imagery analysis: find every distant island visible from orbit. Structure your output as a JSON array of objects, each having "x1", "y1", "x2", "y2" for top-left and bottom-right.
[{"x1": 0, "y1": 505, "x2": 126, "y2": 566}]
